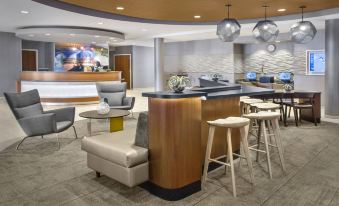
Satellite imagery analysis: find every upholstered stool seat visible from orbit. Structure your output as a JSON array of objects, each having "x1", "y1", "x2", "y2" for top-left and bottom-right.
[
  {"x1": 240, "y1": 96, "x2": 250, "y2": 100},
  {"x1": 241, "y1": 98, "x2": 264, "y2": 104},
  {"x1": 202, "y1": 116, "x2": 254, "y2": 198},
  {"x1": 243, "y1": 112, "x2": 286, "y2": 179},
  {"x1": 251, "y1": 103, "x2": 281, "y2": 111}
]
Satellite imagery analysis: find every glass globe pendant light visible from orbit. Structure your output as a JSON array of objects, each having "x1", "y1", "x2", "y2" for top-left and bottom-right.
[
  {"x1": 290, "y1": 6, "x2": 317, "y2": 44},
  {"x1": 253, "y1": 5, "x2": 279, "y2": 42},
  {"x1": 217, "y1": 4, "x2": 241, "y2": 42}
]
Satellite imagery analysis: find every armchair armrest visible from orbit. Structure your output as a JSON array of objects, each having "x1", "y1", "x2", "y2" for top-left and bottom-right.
[
  {"x1": 44, "y1": 107, "x2": 75, "y2": 123},
  {"x1": 122, "y1": 97, "x2": 135, "y2": 110},
  {"x1": 18, "y1": 113, "x2": 57, "y2": 137}
]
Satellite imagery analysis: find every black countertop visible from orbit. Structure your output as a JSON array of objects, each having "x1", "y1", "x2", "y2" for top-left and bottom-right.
[{"x1": 142, "y1": 86, "x2": 274, "y2": 99}]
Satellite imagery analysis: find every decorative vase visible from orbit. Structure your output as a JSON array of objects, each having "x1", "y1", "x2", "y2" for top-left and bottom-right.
[
  {"x1": 283, "y1": 83, "x2": 294, "y2": 92},
  {"x1": 168, "y1": 75, "x2": 191, "y2": 93},
  {"x1": 212, "y1": 73, "x2": 222, "y2": 82},
  {"x1": 97, "y1": 101, "x2": 110, "y2": 115}
]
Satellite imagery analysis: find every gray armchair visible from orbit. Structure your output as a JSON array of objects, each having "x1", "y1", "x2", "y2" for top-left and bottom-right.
[
  {"x1": 96, "y1": 82, "x2": 135, "y2": 114},
  {"x1": 4, "y1": 89, "x2": 77, "y2": 149}
]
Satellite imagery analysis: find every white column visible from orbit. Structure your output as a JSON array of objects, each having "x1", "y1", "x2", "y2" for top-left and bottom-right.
[
  {"x1": 325, "y1": 19, "x2": 339, "y2": 118},
  {"x1": 154, "y1": 38, "x2": 165, "y2": 91}
]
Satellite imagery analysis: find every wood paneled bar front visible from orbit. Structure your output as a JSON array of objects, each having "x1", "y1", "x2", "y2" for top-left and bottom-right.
[
  {"x1": 142, "y1": 86, "x2": 274, "y2": 201},
  {"x1": 18, "y1": 71, "x2": 121, "y2": 103}
]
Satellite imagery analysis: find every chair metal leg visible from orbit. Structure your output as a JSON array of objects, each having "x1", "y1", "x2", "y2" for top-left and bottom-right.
[
  {"x1": 56, "y1": 133, "x2": 60, "y2": 149},
  {"x1": 16, "y1": 136, "x2": 30, "y2": 150},
  {"x1": 41, "y1": 135, "x2": 44, "y2": 139},
  {"x1": 72, "y1": 125, "x2": 78, "y2": 139},
  {"x1": 294, "y1": 108, "x2": 299, "y2": 127}
]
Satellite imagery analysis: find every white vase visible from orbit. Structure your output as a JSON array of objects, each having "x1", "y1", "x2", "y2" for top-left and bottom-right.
[{"x1": 97, "y1": 102, "x2": 110, "y2": 115}]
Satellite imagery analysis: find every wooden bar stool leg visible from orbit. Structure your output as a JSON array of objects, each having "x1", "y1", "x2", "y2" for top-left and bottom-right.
[
  {"x1": 256, "y1": 120, "x2": 262, "y2": 162},
  {"x1": 240, "y1": 125, "x2": 255, "y2": 184},
  {"x1": 272, "y1": 119, "x2": 286, "y2": 172},
  {"x1": 202, "y1": 125, "x2": 215, "y2": 186},
  {"x1": 226, "y1": 128, "x2": 237, "y2": 198},
  {"x1": 261, "y1": 121, "x2": 273, "y2": 179}
]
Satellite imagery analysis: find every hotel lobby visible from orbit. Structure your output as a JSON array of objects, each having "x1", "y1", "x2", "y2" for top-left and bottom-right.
[{"x1": 1, "y1": 0, "x2": 339, "y2": 205}]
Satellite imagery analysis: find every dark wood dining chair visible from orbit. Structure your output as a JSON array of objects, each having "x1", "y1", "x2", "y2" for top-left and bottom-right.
[{"x1": 289, "y1": 93, "x2": 317, "y2": 127}]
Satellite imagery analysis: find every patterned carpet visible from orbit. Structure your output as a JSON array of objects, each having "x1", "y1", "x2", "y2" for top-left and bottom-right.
[{"x1": 0, "y1": 116, "x2": 339, "y2": 206}]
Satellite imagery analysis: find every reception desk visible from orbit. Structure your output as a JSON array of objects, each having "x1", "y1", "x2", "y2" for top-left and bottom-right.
[
  {"x1": 142, "y1": 86, "x2": 274, "y2": 200},
  {"x1": 18, "y1": 71, "x2": 121, "y2": 103}
]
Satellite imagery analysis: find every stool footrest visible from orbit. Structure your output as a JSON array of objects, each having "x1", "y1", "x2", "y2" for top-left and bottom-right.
[
  {"x1": 249, "y1": 146, "x2": 267, "y2": 153},
  {"x1": 209, "y1": 158, "x2": 231, "y2": 167},
  {"x1": 258, "y1": 141, "x2": 278, "y2": 148}
]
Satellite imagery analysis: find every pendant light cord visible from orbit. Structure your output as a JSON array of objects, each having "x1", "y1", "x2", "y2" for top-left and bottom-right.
[
  {"x1": 263, "y1": 5, "x2": 268, "y2": 20},
  {"x1": 300, "y1": 6, "x2": 306, "y2": 22},
  {"x1": 226, "y1": 4, "x2": 231, "y2": 20}
]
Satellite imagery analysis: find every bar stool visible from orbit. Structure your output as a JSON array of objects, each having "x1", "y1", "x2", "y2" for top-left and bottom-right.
[
  {"x1": 240, "y1": 98, "x2": 264, "y2": 115},
  {"x1": 202, "y1": 117, "x2": 254, "y2": 198},
  {"x1": 251, "y1": 102, "x2": 284, "y2": 122},
  {"x1": 243, "y1": 112, "x2": 286, "y2": 179}
]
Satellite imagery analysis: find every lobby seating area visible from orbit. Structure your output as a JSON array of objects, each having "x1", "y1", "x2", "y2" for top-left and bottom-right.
[{"x1": 1, "y1": 0, "x2": 339, "y2": 205}]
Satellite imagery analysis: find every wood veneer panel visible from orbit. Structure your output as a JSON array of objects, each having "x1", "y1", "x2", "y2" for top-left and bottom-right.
[
  {"x1": 61, "y1": 0, "x2": 339, "y2": 22},
  {"x1": 148, "y1": 97, "x2": 202, "y2": 189},
  {"x1": 201, "y1": 97, "x2": 241, "y2": 161},
  {"x1": 20, "y1": 71, "x2": 121, "y2": 82}
]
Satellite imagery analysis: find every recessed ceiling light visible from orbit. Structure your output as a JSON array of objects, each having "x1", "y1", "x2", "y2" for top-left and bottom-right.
[
  {"x1": 98, "y1": 22, "x2": 104, "y2": 25},
  {"x1": 45, "y1": 33, "x2": 51, "y2": 36},
  {"x1": 113, "y1": 40, "x2": 118, "y2": 42},
  {"x1": 109, "y1": 37, "x2": 115, "y2": 40},
  {"x1": 275, "y1": 40, "x2": 281, "y2": 43},
  {"x1": 194, "y1": 15, "x2": 201, "y2": 19},
  {"x1": 69, "y1": 33, "x2": 75, "y2": 36},
  {"x1": 116, "y1": 6, "x2": 124, "y2": 10},
  {"x1": 20, "y1": 10, "x2": 29, "y2": 14},
  {"x1": 277, "y1": 8, "x2": 286, "y2": 12},
  {"x1": 92, "y1": 41, "x2": 96, "y2": 44},
  {"x1": 94, "y1": 35, "x2": 100, "y2": 38},
  {"x1": 28, "y1": 34, "x2": 35, "y2": 37},
  {"x1": 141, "y1": 29, "x2": 148, "y2": 32}
]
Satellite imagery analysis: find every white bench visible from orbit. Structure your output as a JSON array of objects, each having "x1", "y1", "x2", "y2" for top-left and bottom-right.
[{"x1": 81, "y1": 112, "x2": 149, "y2": 187}]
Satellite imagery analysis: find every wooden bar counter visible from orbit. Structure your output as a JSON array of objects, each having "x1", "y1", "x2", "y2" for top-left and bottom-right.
[
  {"x1": 142, "y1": 86, "x2": 273, "y2": 200},
  {"x1": 18, "y1": 71, "x2": 121, "y2": 103}
]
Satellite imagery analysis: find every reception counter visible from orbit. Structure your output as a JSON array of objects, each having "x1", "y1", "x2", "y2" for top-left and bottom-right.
[
  {"x1": 142, "y1": 86, "x2": 274, "y2": 200},
  {"x1": 18, "y1": 71, "x2": 121, "y2": 103}
]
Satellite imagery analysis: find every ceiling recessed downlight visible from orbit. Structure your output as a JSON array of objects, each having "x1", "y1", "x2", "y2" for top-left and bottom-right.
[
  {"x1": 194, "y1": 15, "x2": 201, "y2": 19},
  {"x1": 69, "y1": 33, "x2": 75, "y2": 36},
  {"x1": 116, "y1": 6, "x2": 124, "y2": 10},
  {"x1": 277, "y1": 8, "x2": 286, "y2": 12},
  {"x1": 109, "y1": 37, "x2": 115, "y2": 40},
  {"x1": 141, "y1": 29, "x2": 148, "y2": 32},
  {"x1": 94, "y1": 35, "x2": 100, "y2": 38},
  {"x1": 92, "y1": 41, "x2": 96, "y2": 44},
  {"x1": 98, "y1": 22, "x2": 104, "y2": 25},
  {"x1": 20, "y1": 10, "x2": 29, "y2": 14},
  {"x1": 28, "y1": 34, "x2": 35, "y2": 37},
  {"x1": 45, "y1": 33, "x2": 51, "y2": 36}
]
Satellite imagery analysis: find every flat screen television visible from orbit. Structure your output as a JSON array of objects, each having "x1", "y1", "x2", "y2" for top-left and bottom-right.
[
  {"x1": 279, "y1": 72, "x2": 292, "y2": 83},
  {"x1": 307, "y1": 50, "x2": 325, "y2": 75},
  {"x1": 54, "y1": 44, "x2": 109, "y2": 72},
  {"x1": 246, "y1": 72, "x2": 257, "y2": 81}
]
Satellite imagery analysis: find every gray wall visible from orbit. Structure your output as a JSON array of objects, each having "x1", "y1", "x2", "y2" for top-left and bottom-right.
[
  {"x1": 0, "y1": 32, "x2": 22, "y2": 95},
  {"x1": 22, "y1": 40, "x2": 55, "y2": 70},
  {"x1": 164, "y1": 39, "x2": 236, "y2": 84},
  {"x1": 133, "y1": 46, "x2": 154, "y2": 88}
]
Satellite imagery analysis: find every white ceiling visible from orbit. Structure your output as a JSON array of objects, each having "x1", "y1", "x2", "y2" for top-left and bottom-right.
[{"x1": 0, "y1": 0, "x2": 338, "y2": 47}]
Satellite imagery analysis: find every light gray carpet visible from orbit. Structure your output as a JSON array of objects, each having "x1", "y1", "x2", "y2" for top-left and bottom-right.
[{"x1": 0, "y1": 117, "x2": 339, "y2": 206}]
